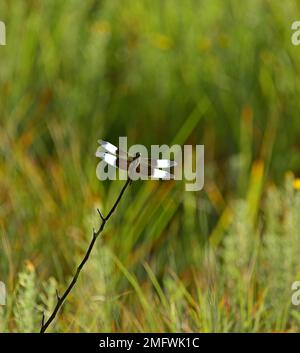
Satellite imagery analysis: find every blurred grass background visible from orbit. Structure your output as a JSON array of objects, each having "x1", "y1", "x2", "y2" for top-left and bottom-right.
[{"x1": 1, "y1": 0, "x2": 300, "y2": 332}]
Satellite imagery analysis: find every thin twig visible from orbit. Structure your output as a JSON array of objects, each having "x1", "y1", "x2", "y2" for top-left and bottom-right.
[
  {"x1": 40, "y1": 178, "x2": 131, "y2": 333},
  {"x1": 56, "y1": 289, "x2": 60, "y2": 301},
  {"x1": 97, "y1": 208, "x2": 105, "y2": 221}
]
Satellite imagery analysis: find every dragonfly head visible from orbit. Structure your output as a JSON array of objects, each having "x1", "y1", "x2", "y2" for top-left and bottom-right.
[{"x1": 134, "y1": 152, "x2": 141, "y2": 160}]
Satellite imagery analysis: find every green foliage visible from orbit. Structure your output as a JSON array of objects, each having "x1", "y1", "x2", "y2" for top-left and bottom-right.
[
  {"x1": 13, "y1": 263, "x2": 37, "y2": 332},
  {"x1": 1, "y1": 180, "x2": 300, "y2": 332},
  {"x1": 7, "y1": 263, "x2": 57, "y2": 333}
]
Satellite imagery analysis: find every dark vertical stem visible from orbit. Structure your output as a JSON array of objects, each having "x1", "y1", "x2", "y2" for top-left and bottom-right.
[{"x1": 40, "y1": 179, "x2": 131, "y2": 333}]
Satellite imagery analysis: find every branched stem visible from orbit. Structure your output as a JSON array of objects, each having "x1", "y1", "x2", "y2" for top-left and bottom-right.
[{"x1": 40, "y1": 178, "x2": 131, "y2": 333}]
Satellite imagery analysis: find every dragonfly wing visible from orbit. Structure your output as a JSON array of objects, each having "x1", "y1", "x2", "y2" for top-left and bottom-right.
[
  {"x1": 96, "y1": 149, "x2": 175, "y2": 180},
  {"x1": 96, "y1": 151, "x2": 129, "y2": 171},
  {"x1": 138, "y1": 161, "x2": 173, "y2": 179},
  {"x1": 145, "y1": 159, "x2": 177, "y2": 168},
  {"x1": 151, "y1": 168, "x2": 173, "y2": 179},
  {"x1": 98, "y1": 139, "x2": 128, "y2": 157}
]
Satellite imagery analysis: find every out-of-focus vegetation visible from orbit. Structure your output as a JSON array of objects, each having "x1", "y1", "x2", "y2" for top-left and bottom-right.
[{"x1": 1, "y1": 0, "x2": 300, "y2": 332}]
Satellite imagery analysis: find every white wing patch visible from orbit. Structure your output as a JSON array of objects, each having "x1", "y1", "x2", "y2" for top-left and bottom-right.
[
  {"x1": 148, "y1": 159, "x2": 177, "y2": 168},
  {"x1": 98, "y1": 140, "x2": 128, "y2": 157},
  {"x1": 96, "y1": 151, "x2": 129, "y2": 171},
  {"x1": 151, "y1": 168, "x2": 173, "y2": 180}
]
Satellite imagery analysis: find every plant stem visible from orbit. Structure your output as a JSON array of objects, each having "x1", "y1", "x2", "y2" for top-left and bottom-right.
[{"x1": 40, "y1": 178, "x2": 131, "y2": 333}]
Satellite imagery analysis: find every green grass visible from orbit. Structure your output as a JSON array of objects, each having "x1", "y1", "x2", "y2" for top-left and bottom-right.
[{"x1": 1, "y1": 0, "x2": 300, "y2": 332}]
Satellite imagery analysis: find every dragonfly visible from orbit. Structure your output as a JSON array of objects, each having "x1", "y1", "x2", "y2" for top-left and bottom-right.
[{"x1": 96, "y1": 140, "x2": 177, "y2": 180}]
